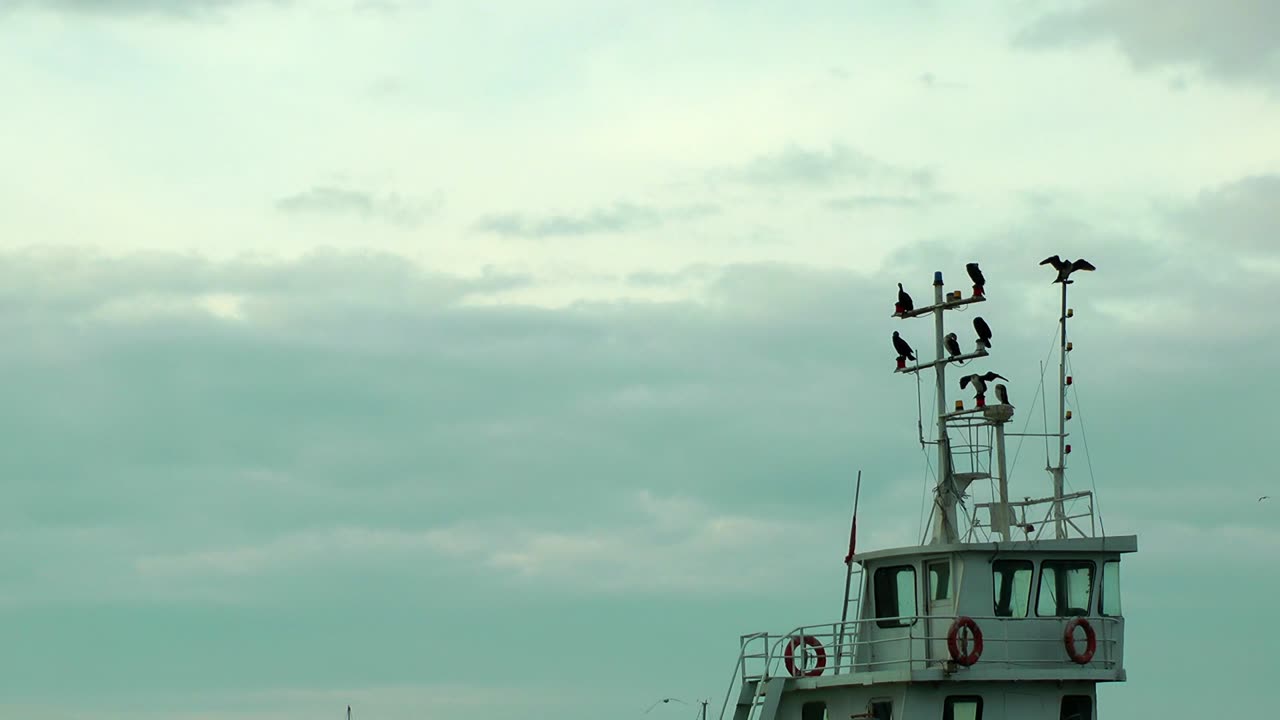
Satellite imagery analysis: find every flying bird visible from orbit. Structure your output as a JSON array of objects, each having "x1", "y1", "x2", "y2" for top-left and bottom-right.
[
  {"x1": 1261, "y1": 496, "x2": 1271, "y2": 502},
  {"x1": 892, "y1": 331, "x2": 916, "y2": 361},
  {"x1": 966, "y1": 262, "x2": 985, "y2": 290},
  {"x1": 978, "y1": 371, "x2": 1008, "y2": 383},
  {"x1": 644, "y1": 698, "x2": 689, "y2": 714},
  {"x1": 973, "y1": 317, "x2": 992, "y2": 349},
  {"x1": 944, "y1": 332, "x2": 962, "y2": 359},
  {"x1": 1040, "y1": 255, "x2": 1097, "y2": 284},
  {"x1": 994, "y1": 383, "x2": 1010, "y2": 405},
  {"x1": 897, "y1": 283, "x2": 914, "y2": 313}
]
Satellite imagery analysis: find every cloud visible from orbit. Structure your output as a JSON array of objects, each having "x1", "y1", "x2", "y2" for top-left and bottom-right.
[
  {"x1": 474, "y1": 202, "x2": 718, "y2": 239},
  {"x1": 3, "y1": 0, "x2": 279, "y2": 18},
  {"x1": 1172, "y1": 174, "x2": 1280, "y2": 254},
  {"x1": 722, "y1": 142, "x2": 935, "y2": 189},
  {"x1": 274, "y1": 186, "x2": 440, "y2": 228},
  {"x1": 1014, "y1": 0, "x2": 1280, "y2": 88},
  {"x1": 824, "y1": 192, "x2": 952, "y2": 211}
]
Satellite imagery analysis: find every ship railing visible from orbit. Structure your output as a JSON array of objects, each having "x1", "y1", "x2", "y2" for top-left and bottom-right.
[
  {"x1": 968, "y1": 490, "x2": 1097, "y2": 541},
  {"x1": 737, "y1": 614, "x2": 1122, "y2": 680}
]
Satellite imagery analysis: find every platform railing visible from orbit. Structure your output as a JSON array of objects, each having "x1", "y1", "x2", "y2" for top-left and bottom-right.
[
  {"x1": 969, "y1": 490, "x2": 1097, "y2": 541},
  {"x1": 737, "y1": 614, "x2": 1122, "y2": 681}
]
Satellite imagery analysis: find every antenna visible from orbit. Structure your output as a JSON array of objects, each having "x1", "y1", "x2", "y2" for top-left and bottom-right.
[
  {"x1": 893, "y1": 269, "x2": 1001, "y2": 543},
  {"x1": 1041, "y1": 255, "x2": 1095, "y2": 539}
]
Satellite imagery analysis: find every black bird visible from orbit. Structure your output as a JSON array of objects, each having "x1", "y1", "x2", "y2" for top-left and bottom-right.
[
  {"x1": 973, "y1": 316, "x2": 992, "y2": 349},
  {"x1": 897, "y1": 283, "x2": 914, "y2": 313},
  {"x1": 994, "y1": 383, "x2": 1010, "y2": 405},
  {"x1": 966, "y1": 262, "x2": 985, "y2": 289},
  {"x1": 944, "y1": 332, "x2": 962, "y2": 359},
  {"x1": 1040, "y1": 255, "x2": 1097, "y2": 284},
  {"x1": 960, "y1": 371, "x2": 1009, "y2": 399},
  {"x1": 959, "y1": 373, "x2": 989, "y2": 397},
  {"x1": 892, "y1": 331, "x2": 916, "y2": 361}
]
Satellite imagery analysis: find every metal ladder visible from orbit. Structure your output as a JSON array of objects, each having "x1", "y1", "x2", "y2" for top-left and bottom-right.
[{"x1": 834, "y1": 565, "x2": 864, "y2": 671}]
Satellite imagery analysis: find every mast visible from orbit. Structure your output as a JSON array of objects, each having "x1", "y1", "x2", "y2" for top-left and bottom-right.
[
  {"x1": 931, "y1": 272, "x2": 950, "y2": 538},
  {"x1": 1051, "y1": 281, "x2": 1069, "y2": 539}
]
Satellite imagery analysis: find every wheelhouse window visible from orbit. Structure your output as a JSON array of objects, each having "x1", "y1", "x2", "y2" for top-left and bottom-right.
[
  {"x1": 874, "y1": 565, "x2": 917, "y2": 628},
  {"x1": 1036, "y1": 560, "x2": 1095, "y2": 616},
  {"x1": 943, "y1": 695, "x2": 983, "y2": 720},
  {"x1": 927, "y1": 560, "x2": 952, "y2": 602},
  {"x1": 869, "y1": 700, "x2": 892, "y2": 719},
  {"x1": 992, "y1": 559, "x2": 1033, "y2": 617},
  {"x1": 1060, "y1": 695, "x2": 1092, "y2": 720},
  {"x1": 801, "y1": 701, "x2": 828, "y2": 720},
  {"x1": 1100, "y1": 561, "x2": 1121, "y2": 617}
]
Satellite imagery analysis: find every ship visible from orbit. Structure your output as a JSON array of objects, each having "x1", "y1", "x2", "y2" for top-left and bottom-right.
[{"x1": 718, "y1": 259, "x2": 1132, "y2": 720}]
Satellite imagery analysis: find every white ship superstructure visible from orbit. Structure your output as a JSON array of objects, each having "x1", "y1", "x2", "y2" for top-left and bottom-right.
[{"x1": 720, "y1": 260, "x2": 1132, "y2": 720}]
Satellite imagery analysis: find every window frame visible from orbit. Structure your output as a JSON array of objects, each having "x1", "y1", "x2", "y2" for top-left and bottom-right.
[
  {"x1": 1059, "y1": 694, "x2": 1093, "y2": 720},
  {"x1": 873, "y1": 564, "x2": 919, "y2": 628},
  {"x1": 1099, "y1": 560, "x2": 1121, "y2": 617},
  {"x1": 942, "y1": 695, "x2": 984, "y2": 720},
  {"x1": 801, "y1": 700, "x2": 828, "y2": 720},
  {"x1": 868, "y1": 698, "x2": 893, "y2": 720},
  {"x1": 926, "y1": 559, "x2": 953, "y2": 604},
  {"x1": 1035, "y1": 559, "x2": 1097, "y2": 617},
  {"x1": 991, "y1": 558, "x2": 1034, "y2": 617}
]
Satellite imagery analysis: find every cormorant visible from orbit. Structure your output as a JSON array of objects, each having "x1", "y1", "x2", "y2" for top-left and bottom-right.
[
  {"x1": 959, "y1": 373, "x2": 988, "y2": 397},
  {"x1": 944, "y1": 332, "x2": 962, "y2": 359},
  {"x1": 973, "y1": 316, "x2": 992, "y2": 349},
  {"x1": 897, "y1": 283, "x2": 914, "y2": 313},
  {"x1": 1040, "y1": 255, "x2": 1097, "y2": 284},
  {"x1": 892, "y1": 331, "x2": 916, "y2": 361},
  {"x1": 994, "y1": 383, "x2": 1010, "y2": 405},
  {"x1": 979, "y1": 371, "x2": 1008, "y2": 383},
  {"x1": 966, "y1": 262, "x2": 985, "y2": 289}
]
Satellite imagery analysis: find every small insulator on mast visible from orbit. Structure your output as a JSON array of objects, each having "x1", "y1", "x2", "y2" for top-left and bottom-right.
[
  {"x1": 1066, "y1": 342, "x2": 1073, "y2": 351},
  {"x1": 1065, "y1": 410, "x2": 1073, "y2": 421},
  {"x1": 1066, "y1": 375, "x2": 1073, "y2": 385}
]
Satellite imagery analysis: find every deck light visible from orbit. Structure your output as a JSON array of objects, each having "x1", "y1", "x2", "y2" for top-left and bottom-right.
[
  {"x1": 896, "y1": 356, "x2": 907, "y2": 370},
  {"x1": 973, "y1": 285, "x2": 984, "y2": 297},
  {"x1": 1065, "y1": 410, "x2": 1073, "y2": 421},
  {"x1": 955, "y1": 400, "x2": 964, "y2": 411},
  {"x1": 1066, "y1": 342, "x2": 1073, "y2": 351},
  {"x1": 1065, "y1": 444, "x2": 1072, "y2": 454},
  {"x1": 895, "y1": 302, "x2": 904, "y2": 314},
  {"x1": 1067, "y1": 308, "x2": 1074, "y2": 318}
]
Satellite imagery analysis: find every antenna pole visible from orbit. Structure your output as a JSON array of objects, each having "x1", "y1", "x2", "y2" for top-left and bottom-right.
[
  {"x1": 930, "y1": 272, "x2": 960, "y2": 543},
  {"x1": 1051, "y1": 280, "x2": 1068, "y2": 539}
]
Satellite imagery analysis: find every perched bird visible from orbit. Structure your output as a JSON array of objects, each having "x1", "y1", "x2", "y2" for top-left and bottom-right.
[
  {"x1": 994, "y1": 383, "x2": 1010, "y2": 405},
  {"x1": 892, "y1": 331, "x2": 916, "y2": 361},
  {"x1": 959, "y1": 373, "x2": 988, "y2": 398},
  {"x1": 960, "y1": 371, "x2": 1009, "y2": 399},
  {"x1": 966, "y1": 262, "x2": 985, "y2": 290},
  {"x1": 973, "y1": 317, "x2": 993, "y2": 349},
  {"x1": 1040, "y1": 255, "x2": 1097, "y2": 284},
  {"x1": 897, "y1": 283, "x2": 914, "y2": 313},
  {"x1": 944, "y1": 332, "x2": 962, "y2": 359}
]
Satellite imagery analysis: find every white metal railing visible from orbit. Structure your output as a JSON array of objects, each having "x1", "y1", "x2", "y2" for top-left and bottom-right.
[
  {"x1": 968, "y1": 491, "x2": 1097, "y2": 541},
  {"x1": 736, "y1": 614, "x2": 1121, "y2": 681}
]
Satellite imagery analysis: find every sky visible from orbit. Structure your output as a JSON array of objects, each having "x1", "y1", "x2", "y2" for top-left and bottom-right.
[{"x1": 0, "y1": 0, "x2": 1277, "y2": 718}]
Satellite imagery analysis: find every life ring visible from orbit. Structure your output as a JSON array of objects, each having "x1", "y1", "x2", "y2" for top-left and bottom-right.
[
  {"x1": 946, "y1": 616, "x2": 984, "y2": 666},
  {"x1": 1063, "y1": 617, "x2": 1097, "y2": 664},
  {"x1": 783, "y1": 635, "x2": 827, "y2": 677}
]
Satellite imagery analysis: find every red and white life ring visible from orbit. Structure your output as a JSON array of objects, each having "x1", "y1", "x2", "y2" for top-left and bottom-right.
[
  {"x1": 946, "y1": 616, "x2": 984, "y2": 667},
  {"x1": 1063, "y1": 617, "x2": 1097, "y2": 664},
  {"x1": 783, "y1": 635, "x2": 827, "y2": 677}
]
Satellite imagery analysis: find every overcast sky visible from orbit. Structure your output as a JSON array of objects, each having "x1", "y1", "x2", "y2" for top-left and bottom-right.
[{"x1": 1, "y1": 1, "x2": 1277, "y2": 718}]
